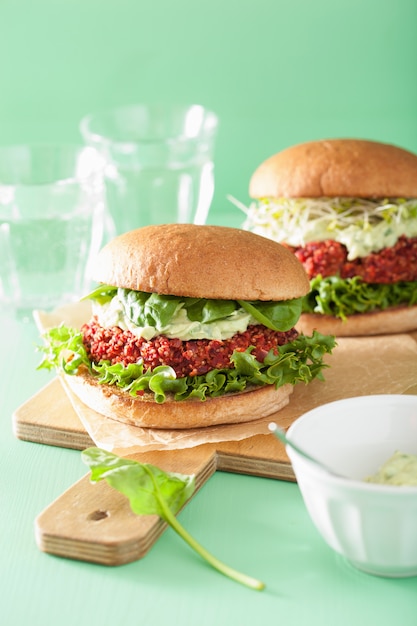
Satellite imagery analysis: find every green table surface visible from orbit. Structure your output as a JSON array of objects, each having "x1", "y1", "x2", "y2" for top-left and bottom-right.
[{"x1": 2, "y1": 312, "x2": 417, "y2": 626}]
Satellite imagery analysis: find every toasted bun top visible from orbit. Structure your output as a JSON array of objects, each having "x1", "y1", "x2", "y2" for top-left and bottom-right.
[
  {"x1": 249, "y1": 138, "x2": 417, "y2": 199},
  {"x1": 91, "y1": 224, "x2": 310, "y2": 301}
]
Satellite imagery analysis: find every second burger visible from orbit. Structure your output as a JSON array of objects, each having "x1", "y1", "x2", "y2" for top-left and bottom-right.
[{"x1": 241, "y1": 138, "x2": 417, "y2": 336}]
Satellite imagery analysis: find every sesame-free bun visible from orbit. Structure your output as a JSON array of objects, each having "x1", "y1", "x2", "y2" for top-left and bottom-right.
[
  {"x1": 64, "y1": 369, "x2": 293, "y2": 430},
  {"x1": 296, "y1": 305, "x2": 417, "y2": 337},
  {"x1": 71, "y1": 224, "x2": 308, "y2": 430},
  {"x1": 249, "y1": 139, "x2": 417, "y2": 199},
  {"x1": 91, "y1": 223, "x2": 310, "y2": 301}
]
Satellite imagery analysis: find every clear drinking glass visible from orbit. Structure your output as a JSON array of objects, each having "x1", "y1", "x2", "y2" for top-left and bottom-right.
[
  {"x1": 79, "y1": 103, "x2": 218, "y2": 234},
  {"x1": 0, "y1": 144, "x2": 108, "y2": 319}
]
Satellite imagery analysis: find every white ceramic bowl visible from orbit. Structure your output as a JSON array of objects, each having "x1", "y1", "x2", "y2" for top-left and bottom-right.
[{"x1": 286, "y1": 394, "x2": 417, "y2": 578}]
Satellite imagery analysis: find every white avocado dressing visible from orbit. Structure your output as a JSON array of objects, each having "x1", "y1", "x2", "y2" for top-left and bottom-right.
[{"x1": 93, "y1": 296, "x2": 257, "y2": 341}]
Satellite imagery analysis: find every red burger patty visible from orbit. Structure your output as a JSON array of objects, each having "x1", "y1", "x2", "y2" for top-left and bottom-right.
[
  {"x1": 82, "y1": 320, "x2": 299, "y2": 378},
  {"x1": 287, "y1": 235, "x2": 417, "y2": 283}
]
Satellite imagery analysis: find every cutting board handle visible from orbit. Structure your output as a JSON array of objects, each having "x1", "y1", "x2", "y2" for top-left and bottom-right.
[{"x1": 35, "y1": 445, "x2": 217, "y2": 565}]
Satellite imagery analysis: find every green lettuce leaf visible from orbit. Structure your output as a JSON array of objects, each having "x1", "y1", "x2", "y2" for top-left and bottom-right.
[
  {"x1": 36, "y1": 325, "x2": 91, "y2": 375},
  {"x1": 82, "y1": 447, "x2": 195, "y2": 517},
  {"x1": 184, "y1": 298, "x2": 237, "y2": 324},
  {"x1": 82, "y1": 447, "x2": 265, "y2": 590},
  {"x1": 303, "y1": 275, "x2": 417, "y2": 320},
  {"x1": 37, "y1": 325, "x2": 336, "y2": 403},
  {"x1": 82, "y1": 284, "x2": 118, "y2": 305},
  {"x1": 126, "y1": 291, "x2": 181, "y2": 328},
  {"x1": 238, "y1": 298, "x2": 302, "y2": 332}
]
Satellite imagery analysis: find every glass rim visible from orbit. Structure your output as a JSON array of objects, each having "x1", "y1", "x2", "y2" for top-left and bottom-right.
[
  {"x1": 0, "y1": 143, "x2": 103, "y2": 187},
  {"x1": 0, "y1": 142, "x2": 94, "y2": 155},
  {"x1": 79, "y1": 102, "x2": 219, "y2": 147}
]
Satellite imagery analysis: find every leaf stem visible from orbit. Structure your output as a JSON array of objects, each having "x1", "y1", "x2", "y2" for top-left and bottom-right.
[{"x1": 160, "y1": 500, "x2": 265, "y2": 591}]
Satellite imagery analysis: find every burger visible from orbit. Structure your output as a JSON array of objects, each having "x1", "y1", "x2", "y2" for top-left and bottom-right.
[
  {"x1": 240, "y1": 138, "x2": 417, "y2": 336},
  {"x1": 38, "y1": 224, "x2": 335, "y2": 430}
]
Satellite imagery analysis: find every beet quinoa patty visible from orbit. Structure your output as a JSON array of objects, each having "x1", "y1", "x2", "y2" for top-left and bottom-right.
[
  {"x1": 287, "y1": 235, "x2": 417, "y2": 283},
  {"x1": 82, "y1": 319, "x2": 299, "y2": 378}
]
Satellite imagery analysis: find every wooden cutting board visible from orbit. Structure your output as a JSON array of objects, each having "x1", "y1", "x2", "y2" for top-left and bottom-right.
[
  {"x1": 13, "y1": 333, "x2": 417, "y2": 566},
  {"x1": 33, "y1": 433, "x2": 286, "y2": 566},
  {"x1": 15, "y1": 377, "x2": 295, "y2": 566}
]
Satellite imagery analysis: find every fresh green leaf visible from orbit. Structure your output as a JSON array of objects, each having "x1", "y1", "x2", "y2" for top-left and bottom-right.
[
  {"x1": 120, "y1": 289, "x2": 181, "y2": 329},
  {"x1": 37, "y1": 325, "x2": 92, "y2": 374},
  {"x1": 303, "y1": 275, "x2": 417, "y2": 320},
  {"x1": 82, "y1": 447, "x2": 265, "y2": 590},
  {"x1": 184, "y1": 298, "x2": 237, "y2": 323},
  {"x1": 82, "y1": 447, "x2": 194, "y2": 516},
  {"x1": 83, "y1": 284, "x2": 118, "y2": 304},
  {"x1": 147, "y1": 366, "x2": 188, "y2": 403},
  {"x1": 238, "y1": 298, "x2": 303, "y2": 331}
]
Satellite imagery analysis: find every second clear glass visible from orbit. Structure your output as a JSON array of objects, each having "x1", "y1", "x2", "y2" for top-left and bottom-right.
[{"x1": 80, "y1": 103, "x2": 218, "y2": 235}]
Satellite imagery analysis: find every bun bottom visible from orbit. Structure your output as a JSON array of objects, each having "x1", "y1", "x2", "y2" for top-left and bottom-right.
[
  {"x1": 64, "y1": 370, "x2": 294, "y2": 430},
  {"x1": 296, "y1": 305, "x2": 417, "y2": 337}
]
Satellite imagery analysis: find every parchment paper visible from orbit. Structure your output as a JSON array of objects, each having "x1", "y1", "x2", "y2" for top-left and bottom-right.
[{"x1": 35, "y1": 302, "x2": 417, "y2": 454}]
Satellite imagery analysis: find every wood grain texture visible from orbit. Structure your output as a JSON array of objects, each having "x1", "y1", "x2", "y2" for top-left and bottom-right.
[
  {"x1": 13, "y1": 377, "x2": 94, "y2": 450},
  {"x1": 35, "y1": 445, "x2": 218, "y2": 565}
]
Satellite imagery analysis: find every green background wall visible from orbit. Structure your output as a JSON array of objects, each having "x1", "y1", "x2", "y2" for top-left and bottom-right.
[{"x1": 1, "y1": 0, "x2": 416, "y2": 225}]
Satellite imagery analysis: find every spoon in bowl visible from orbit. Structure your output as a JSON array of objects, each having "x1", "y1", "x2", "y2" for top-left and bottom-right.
[{"x1": 268, "y1": 422, "x2": 345, "y2": 478}]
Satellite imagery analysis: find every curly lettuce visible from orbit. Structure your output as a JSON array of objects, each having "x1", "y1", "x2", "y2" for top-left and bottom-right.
[
  {"x1": 37, "y1": 325, "x2": 336, "y2": 403},
  {"x1": 303, "y1": 275, "x2": 417, "y2": 320}
]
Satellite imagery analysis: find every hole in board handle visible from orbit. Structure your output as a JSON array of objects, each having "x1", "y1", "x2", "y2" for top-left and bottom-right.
[{"x1": 87, "y1": 509, "x2": 110, "y2": 521}]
